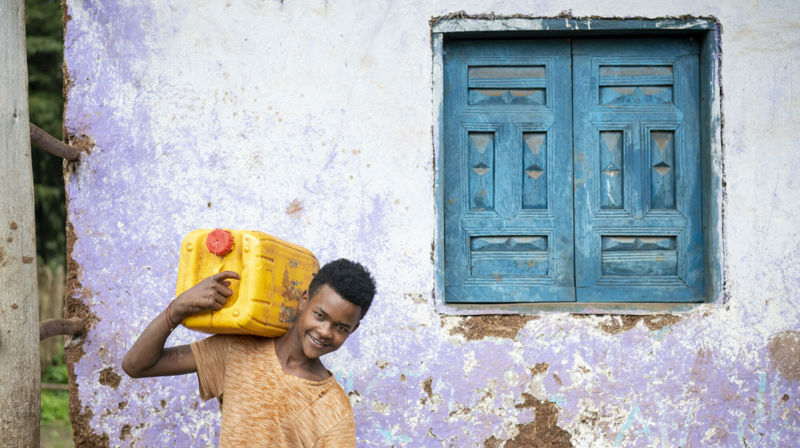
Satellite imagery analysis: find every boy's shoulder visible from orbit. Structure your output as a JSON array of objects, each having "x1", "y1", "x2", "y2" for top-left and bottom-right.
[
  {"x1": 224, "y1": 334, "x2": 276, "y2": 355},
  {"x1": 205, "y1": 334, "x2": 276, "y2": 367}
]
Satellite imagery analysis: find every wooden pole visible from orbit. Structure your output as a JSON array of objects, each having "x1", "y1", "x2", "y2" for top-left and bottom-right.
[{"x1": 0, "y1": 0, "x2": 41, "y2": 446}]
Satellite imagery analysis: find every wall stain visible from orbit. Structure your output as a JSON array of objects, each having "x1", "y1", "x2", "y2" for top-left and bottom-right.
[
  {"x1": 768, "y1": 330, "x2": 800, "y2": 381},
  {"x1": 286, "y1": 198, "x2": 303, "y2": 216},
  {"x1": 448, "y1": 315, "x2": 539, "y2": 341},
  {"x1": 530, "y1": 362, "x2": 548, "y2": 376},
  {"x1": 420, "y1": 377, "x2": 434, "y2": 405},
  {"x1": 575, "y1": 314, "x2": 682, "y2": 334},
  {"x1": 98, "y1": 367, "x2": 121, "y2": 388},
  {"x1": 120, "y1": 424, "x2": 131, "y2": 441},
  {"x1": 403, "y1": 292, "x2": 426, "y2": 304},
  {"x1": 484, "y1": 393, "x2": 573, "y2": 447}
]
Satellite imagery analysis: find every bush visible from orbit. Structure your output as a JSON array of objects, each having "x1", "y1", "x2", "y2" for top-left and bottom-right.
[
  {"x1": 41, "y1": 389, "x2": 70, "y2": 424},
  {"x1": 41, "y1": 351, "x2": 70, "y2": 424}
]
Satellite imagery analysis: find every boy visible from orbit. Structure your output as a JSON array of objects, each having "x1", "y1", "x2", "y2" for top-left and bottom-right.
[{"x1": 122, "y1": 258, "x2": 376, "y2": 447}]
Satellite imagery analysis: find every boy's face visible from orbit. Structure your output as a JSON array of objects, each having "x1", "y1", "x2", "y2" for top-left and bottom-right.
[{"x1": 295, "y1": 284, "x2": 362, "y2": 360}]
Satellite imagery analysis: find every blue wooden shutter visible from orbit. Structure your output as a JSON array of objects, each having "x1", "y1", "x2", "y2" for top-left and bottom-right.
[
  {"x1": 443, "y1": 39, "x2": 575, "y2": 303},
  {"x1": 572, "y1": 38, "x2": 704, "y2": 302}
]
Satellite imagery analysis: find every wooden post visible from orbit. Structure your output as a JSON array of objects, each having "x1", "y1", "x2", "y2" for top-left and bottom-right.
[{"x1": 0, "y1": 0, "x2": 41, "y2": 446}]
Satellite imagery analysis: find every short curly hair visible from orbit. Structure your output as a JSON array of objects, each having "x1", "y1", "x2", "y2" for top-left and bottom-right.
[{"x1": 308, "y1": 259, "x2": 376, "y2": 318}]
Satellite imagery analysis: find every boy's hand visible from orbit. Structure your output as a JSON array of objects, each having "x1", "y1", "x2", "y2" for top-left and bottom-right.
[
  {"x1": 122, "y1": 271, "x2": 240, "y2": 379},
  {"x1": 171, "y1": 271, "x2": 240, "y2": 322}
]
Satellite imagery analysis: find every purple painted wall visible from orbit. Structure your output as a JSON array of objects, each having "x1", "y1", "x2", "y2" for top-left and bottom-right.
[{"x1": 62, "y1": 1, "x2": 800, "y2": 446}]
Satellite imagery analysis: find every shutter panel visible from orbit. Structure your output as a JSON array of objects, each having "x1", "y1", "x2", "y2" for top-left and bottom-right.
[
  {"x1": 443, "y1": 39, "x2": 575, "y2": 303},
  {"x1": 572, "y1": 38, "x2": 704, "y2": 302}
]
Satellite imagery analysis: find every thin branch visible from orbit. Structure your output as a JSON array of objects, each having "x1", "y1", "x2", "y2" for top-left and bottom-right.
[
  {"x1": 39, "y1": 318, "x2": 84, "y2": 340},
  {"x1": 29, "y1": 123, "x2": 80, "y2": 161}
]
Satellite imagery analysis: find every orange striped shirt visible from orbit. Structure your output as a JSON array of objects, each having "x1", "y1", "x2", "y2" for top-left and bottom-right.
[{"x1": 191, "y1": 335, "x2": 356, "y2": 447}]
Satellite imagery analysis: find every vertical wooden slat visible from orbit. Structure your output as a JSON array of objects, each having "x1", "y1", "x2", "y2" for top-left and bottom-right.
[
  {"x1": 39, "y1": 264, "x2": 65, "y2": 370},
  {"x1": 0, "y1": 0, "x2": 41, "y2": 446}
]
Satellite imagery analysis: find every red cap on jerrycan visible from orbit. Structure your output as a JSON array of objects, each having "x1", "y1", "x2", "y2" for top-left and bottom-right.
[{"x1": 206, "y1": 229, "x2": 234, "y2": 256}]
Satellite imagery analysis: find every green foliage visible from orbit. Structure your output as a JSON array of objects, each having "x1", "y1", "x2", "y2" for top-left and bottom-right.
[
  {"x1": 41, "y1": 349, "x2": 71, "y2": 431},
  {"x1": 26, "y1": 0, "x2": 66, "y2": 268},
  {"x1": 42, "y1": 353, "x2": 68, "y2": 384},
  {"x1": 41, "y1": 389, "x2": 70, "y2": 424}
]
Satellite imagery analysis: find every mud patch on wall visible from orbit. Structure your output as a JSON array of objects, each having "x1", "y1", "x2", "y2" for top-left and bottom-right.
[
  {"x1": 69, "y1": 403, "x2": 110, "y2": 447},
  {"x1": 64, "y1": 133, "x2": 94, "y2": 176},
  {"x1": 64, "y1": 217, "x2": 104, "y2": 445},
  {"x1": 66, "y1": 133, "x2": 95, "y2": 154},
  {"x1": 448, "y1": 314, "x2": 539, "y2": 341},
  {"x1": 575, "y1": 314, "x2": 682, "y2": 334},
  {"x1": 420, "y1": 377, "x2": 437, "y2": 405},
  {"x1": 768, "y1": 330, "x2": 800, "y2": 381},
  {"x1": 98, "y1": 367, "x2": 121, "y2": 388},
  {"x1": 530, "y1": 362, "x2": 549, "y2": 376},
  {"x1": 484, "y1": 393, "x2": 572, "y2": 448},
  {"x1": 61, "y1": 0, "x2": 72, "y2": 124},
  {"x1": 64, "y1": 220, "x2": 98, "y2": 362}
]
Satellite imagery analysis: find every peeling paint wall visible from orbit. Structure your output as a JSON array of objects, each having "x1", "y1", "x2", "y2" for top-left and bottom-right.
[{"x1": 62, "y1": 0, "x2": 800, "y2": 446}]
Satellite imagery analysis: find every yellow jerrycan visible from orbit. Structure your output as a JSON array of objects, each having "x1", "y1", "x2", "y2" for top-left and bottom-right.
[{"x1": 175, "y1": 229, "x2": 319, "y2": 337}]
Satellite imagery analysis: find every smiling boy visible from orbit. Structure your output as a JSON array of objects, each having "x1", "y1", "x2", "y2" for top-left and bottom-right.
[{"x1": 122, "y1": 259, "x2": 376, "y2": 447}]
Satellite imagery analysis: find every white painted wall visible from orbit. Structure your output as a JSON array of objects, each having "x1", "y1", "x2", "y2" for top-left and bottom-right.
[{"x1": 63, "y1": 1, "x2": 800, "y2": 446}]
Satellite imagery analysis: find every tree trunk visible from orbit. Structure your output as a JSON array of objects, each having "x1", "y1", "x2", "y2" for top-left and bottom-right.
[{"x1": 0, "y1": 1, "x2": 41, "y2": 446}]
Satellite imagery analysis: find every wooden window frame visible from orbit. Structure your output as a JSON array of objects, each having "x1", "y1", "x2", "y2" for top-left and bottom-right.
[{"x1": 432, "y1": 17, "x2": 724, "y2": 314}]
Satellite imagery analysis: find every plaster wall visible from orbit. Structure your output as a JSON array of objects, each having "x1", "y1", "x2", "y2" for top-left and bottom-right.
[{"x1": 62, "y1": 0, "x2": 800, "y2": 446}]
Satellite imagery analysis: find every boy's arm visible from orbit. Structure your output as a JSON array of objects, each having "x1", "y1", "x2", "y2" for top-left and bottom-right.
[{"x1": 121, "y1": 271, "x2": 240, "y2": 378}]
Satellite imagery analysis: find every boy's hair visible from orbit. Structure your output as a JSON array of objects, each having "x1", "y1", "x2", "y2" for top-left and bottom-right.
[{"x1": 308, "y1": 259, "x2": 376, "y2": 318}]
